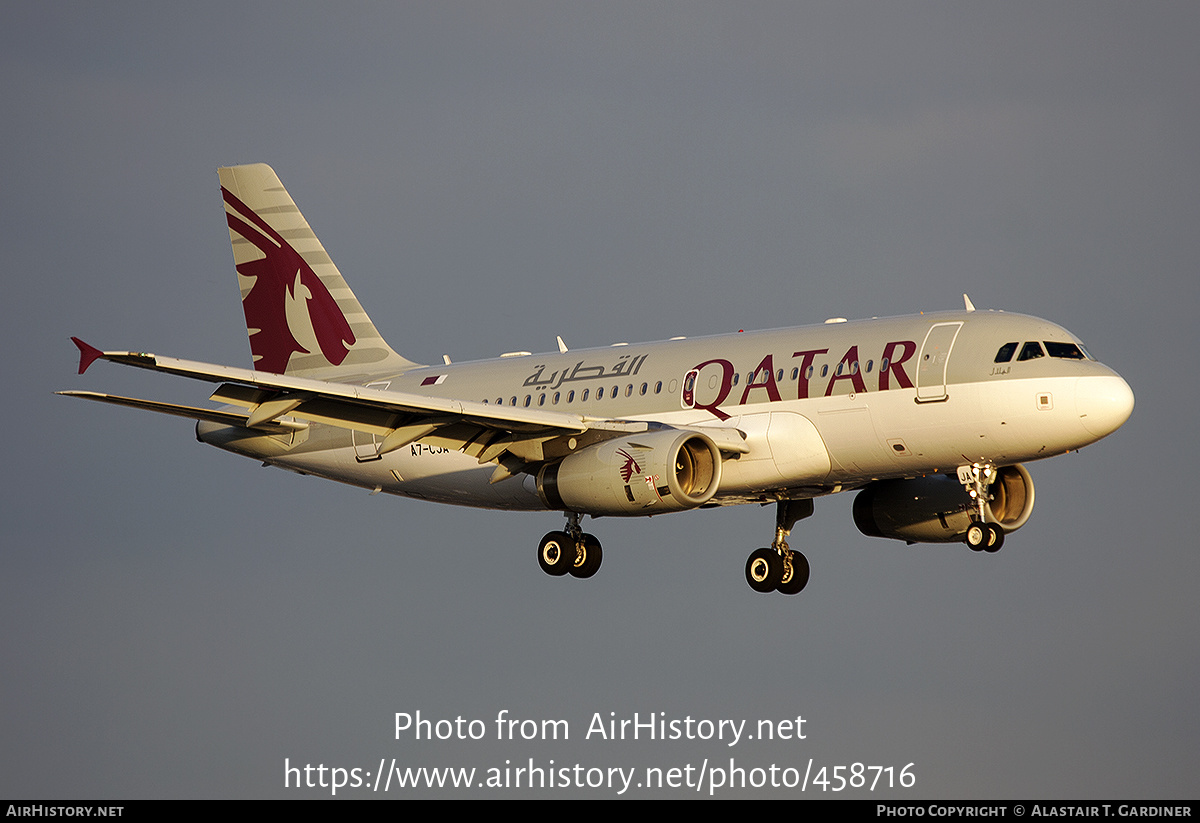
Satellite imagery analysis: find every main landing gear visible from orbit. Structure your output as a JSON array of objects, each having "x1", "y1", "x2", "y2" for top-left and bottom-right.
[
  {"x1": 745, "y1": 499, "x2": 813, "y2": 595},
  {"x1": 537, "y1": 511, "x2": 603, "y2": 579},
  {"x1": 959, "y1": 463, "x2": 1004, "y2": 553}
]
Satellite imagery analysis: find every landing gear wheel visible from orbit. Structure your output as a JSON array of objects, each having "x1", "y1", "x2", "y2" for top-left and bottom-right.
[
  {"x1": 965, "y1": 521, "x2": 988, "y2": 551},
  {"x1": 984, "y1": 523, "x2": 1004, "y2": 553},
  {"x1": 537, "y1": 531, "x2": 573, "y2": 577},
  {"x1": 777, "y1": 551, "x2": 810, "y2": 595},
  {"x1": 569, "y1": 534, "x2": 603, "y2": 578},
  {"x1": 745, "y1": 548, "x2": 783, "y2": 593}
]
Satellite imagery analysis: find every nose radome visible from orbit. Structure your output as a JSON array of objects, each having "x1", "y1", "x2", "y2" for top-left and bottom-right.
[{"x1": 1076, "y1": 375, "x2": 1134, "y2": 438}]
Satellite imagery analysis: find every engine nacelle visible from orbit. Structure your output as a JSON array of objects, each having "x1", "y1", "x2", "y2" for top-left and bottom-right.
[
  {"x1": 537, "y1": 429, "x2": 722, "y2": 516},
  {"x1": 853, "y1": 464, "x2": 1035, "y2": 543}
]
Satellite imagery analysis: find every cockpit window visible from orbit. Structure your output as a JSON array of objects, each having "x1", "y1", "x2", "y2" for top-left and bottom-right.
[
  {"x1": 994, "y1": 342, "x2": 1018, "y2": 363},
  {"x1": 1044, "y1": 341, "x2": 1086, "y2": 360},
  {"x1": 1017, "y1": 341, "x2": 1045, "y2": 362}
]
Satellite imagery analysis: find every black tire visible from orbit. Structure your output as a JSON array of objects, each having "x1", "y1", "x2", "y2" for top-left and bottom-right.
[
  {"x1": 570, "y1": 534, "x2": 603, "y2": 579},
  {"x1": 538, "y1": 531, "x2": 574, "y2": 577},
  {"x1": 745, "y1": 548, "x2": 783, "y2": 593},
  {"x1": 984, "y1": 523, "x2": 1004, "y2": 553},
  {"x1": 965, "y1": 521, "x2": 987, "y2": 551},
  {"x1": 777, "y1": 551, "x2": 810, "y2": 595}
]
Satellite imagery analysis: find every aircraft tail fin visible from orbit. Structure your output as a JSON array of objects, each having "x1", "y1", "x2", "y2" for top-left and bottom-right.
[{"x1": 218, "y1": 164, "x2": 420, "y2": 379}]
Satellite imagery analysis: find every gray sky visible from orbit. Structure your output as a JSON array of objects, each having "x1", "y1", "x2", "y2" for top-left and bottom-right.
[{"x1": 3, "y1": 2, "x2": 1197, "y2": 798}]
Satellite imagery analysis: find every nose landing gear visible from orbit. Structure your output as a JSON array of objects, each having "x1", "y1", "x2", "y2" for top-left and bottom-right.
[
  {"x1": 959, "y1": 463, "x2": 1005, "y2": 553},
  {"x1": 965, "y1": 520, "x2": 1004, "y2": 552}
]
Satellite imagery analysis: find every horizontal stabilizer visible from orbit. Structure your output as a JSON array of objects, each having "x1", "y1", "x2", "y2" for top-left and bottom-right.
[{"x1": 57, "y1": 391, "x2": 306, "y2": 434}]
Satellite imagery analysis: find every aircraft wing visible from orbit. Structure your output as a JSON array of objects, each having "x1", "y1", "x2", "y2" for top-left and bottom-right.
[{"x1": 66, "y1": 338, "x2": 746, "y2": 482}]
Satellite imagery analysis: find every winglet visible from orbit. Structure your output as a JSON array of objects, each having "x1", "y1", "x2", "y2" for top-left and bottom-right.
[
  {"x1": 963, "y1": 293, "x2": 976, "y2": 312},
  {"x1": 71, "y1": 337, "x2": 105, "y2": 374}
]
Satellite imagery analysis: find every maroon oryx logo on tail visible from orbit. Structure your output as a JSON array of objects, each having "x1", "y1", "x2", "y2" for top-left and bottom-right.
[{"x1": 222, "y1": 187, "x2": 355, "y2": 373}]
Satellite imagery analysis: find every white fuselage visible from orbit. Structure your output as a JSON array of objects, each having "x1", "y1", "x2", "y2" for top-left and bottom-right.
[{"x1": 197, "y1": 309, "x2": 1134, "y2": 513}]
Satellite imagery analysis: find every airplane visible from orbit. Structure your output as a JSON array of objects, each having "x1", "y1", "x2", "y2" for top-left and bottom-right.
[{"x1": 60, "y1": 163, "x2": 1135, "y2": 595}]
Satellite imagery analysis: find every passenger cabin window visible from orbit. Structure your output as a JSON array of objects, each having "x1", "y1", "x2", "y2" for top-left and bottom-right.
[
  {"x1": 1045, "y1": 341, "x2": 1086, "y2": 360},
  {"x1": 994, "y1": 342, "x2": 1018, "y2": 363},
  {"x1": 1017, "y1": 342, "x2": 1045, "y2": 362}
]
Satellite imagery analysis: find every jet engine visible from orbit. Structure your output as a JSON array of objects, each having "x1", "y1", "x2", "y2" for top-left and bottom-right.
[
  {"x1": 536, "y1": 429, "x2": 722, "y2": 516},
  {"x1": 852, "y1": 464, "x2": 1035, "y2": 543}
]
